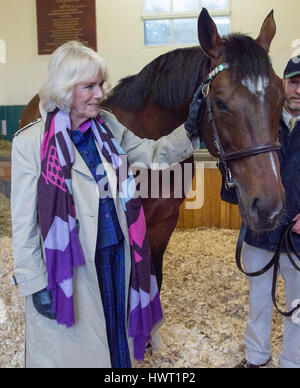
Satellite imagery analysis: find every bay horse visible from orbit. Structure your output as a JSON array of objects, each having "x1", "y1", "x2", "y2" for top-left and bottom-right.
[{"x1": 19, "y1": 9, "x2": 285, "y2": 290}]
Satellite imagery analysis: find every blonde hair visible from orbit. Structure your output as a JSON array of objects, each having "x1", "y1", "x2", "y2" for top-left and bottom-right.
[{"x1": 39, "y1": 41, "x2": 107, "y2": 113}]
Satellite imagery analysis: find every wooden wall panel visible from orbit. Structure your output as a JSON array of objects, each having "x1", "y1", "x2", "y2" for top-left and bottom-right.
[
  {"x1": 0, "y1": 162, "x2": 11, "y2": 178},
  {"x1": 177, "y1": 167, "x2": 241, "y2": 230}
]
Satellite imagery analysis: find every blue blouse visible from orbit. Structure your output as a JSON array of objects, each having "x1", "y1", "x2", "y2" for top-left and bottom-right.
[{"x1": 71, "y1": 128, "x2": 124, "y2": 248}]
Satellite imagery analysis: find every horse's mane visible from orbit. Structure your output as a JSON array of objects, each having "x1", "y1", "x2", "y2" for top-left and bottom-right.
[
  {"x1": 103, "y1": 46, "x2": 209, "y2": 112},
  {"x1": 102, "y1": 33, "x2": 272, "y2": 112}
]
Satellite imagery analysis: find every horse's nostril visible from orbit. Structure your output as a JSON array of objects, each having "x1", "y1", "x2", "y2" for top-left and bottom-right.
[
  {"x1": 249, "y1": 197, "x2": 260, "y2": 221},
  {"x1": 248, "y1": 196, "x2": 284, "y2": 231}
]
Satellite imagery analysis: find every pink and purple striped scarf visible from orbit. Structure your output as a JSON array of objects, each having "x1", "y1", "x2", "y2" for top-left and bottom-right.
[{"x1": 37, "y1": 109, "x2": 163, "y2": 360}]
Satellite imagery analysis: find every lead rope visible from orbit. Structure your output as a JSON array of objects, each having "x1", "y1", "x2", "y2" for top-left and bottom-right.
[{"x1": 236, "y1": 222, "x2": 300, "y2": 317}]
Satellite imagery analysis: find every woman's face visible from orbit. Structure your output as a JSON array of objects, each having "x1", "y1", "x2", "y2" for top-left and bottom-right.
[{"x1": 70, "y1": 72, "x2": 104, "y2": 129}]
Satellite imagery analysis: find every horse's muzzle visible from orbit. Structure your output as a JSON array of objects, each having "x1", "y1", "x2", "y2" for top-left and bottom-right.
[{"x1": 246, "y1": 195, "x2": 285, "y2": 232}]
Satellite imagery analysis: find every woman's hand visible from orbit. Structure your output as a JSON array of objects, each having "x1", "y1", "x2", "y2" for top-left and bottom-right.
[
  {"x1": 32, "y1": 288, "x2": 56, "y2": 320},
  {"x1": 292, "y1": 213, "x2": 300, "y2": 234},
  {"x1": 184, "y1": 85, "x2": 204, "y2": 138},
  {"x1": 185, "y1": 130, "x2": 193, "y2": 139}
]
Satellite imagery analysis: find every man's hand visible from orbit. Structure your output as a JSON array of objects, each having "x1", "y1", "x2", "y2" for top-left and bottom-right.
[{"x1": 292, "y1": 213, "x2": 300, "y2": 234}]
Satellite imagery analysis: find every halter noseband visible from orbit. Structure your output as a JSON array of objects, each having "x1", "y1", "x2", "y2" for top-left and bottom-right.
[{"x1": 201, "y1": 63, "x2": 281, "y2": 190}]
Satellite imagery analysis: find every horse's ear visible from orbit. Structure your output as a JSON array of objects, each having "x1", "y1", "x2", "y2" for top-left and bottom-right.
[
  {"x1": 198, "y1": 8, "x2": 224, "y2": 59},
  {"x1": 256, "y1": 10, "x2": 276, "y2": 52}
]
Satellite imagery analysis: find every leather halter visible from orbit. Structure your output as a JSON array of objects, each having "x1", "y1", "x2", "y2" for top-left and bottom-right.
[{"x1": 202, "y1": 63, "x2": 281, "y2": 190}]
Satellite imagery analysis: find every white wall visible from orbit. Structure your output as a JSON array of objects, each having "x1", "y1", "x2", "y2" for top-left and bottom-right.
[
  {"x1": 231, "y1": 0, "x2": 300, "y2": 79},
  {"x1": 0, "y1": 0, "x2": 46, "y2": 105},
  {"x1": 0, "y1": 0, "x2": 299, "y2": 105}
]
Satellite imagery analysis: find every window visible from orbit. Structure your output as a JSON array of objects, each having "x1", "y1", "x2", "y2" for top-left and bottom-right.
[{"x1": 143, "y1": 0, "x2": 230, "y2": 46}]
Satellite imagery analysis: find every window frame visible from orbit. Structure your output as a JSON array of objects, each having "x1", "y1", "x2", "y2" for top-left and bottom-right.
[{"x1": 142, "y1": 0, "x2": 231, "y2": 47}]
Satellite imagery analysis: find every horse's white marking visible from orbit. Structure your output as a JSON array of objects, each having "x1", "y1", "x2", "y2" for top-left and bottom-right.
[
  {"x1": 269, "y1": 153, "x2": 278, "y2": 181},
  {"x1": 242, "y1": 76, "x2": 269, "y2": 101}
]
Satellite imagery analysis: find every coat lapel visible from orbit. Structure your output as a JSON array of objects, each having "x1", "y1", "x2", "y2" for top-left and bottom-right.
[{"x1": 71, "y1": 142, "x2": 94, "y2": 179}]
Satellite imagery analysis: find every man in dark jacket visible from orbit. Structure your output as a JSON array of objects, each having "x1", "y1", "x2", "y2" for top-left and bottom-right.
[{"x1": 223, "y1": 57, "x2": 300, "y2": 368}]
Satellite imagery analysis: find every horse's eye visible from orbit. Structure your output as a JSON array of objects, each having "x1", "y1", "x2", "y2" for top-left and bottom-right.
[{"x1": 215, "y1": 98, "x2": 229, "y2": 112}]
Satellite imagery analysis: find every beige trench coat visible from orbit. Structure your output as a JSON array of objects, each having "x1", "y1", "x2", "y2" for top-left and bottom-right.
[{"x1": 11, "y1": 108, "x2": 193, "y2": 368}]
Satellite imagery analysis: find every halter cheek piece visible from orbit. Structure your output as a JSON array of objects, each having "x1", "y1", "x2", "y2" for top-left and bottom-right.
[{"x1": 192, "y1": 63, "x2": 281, "y2": 190}]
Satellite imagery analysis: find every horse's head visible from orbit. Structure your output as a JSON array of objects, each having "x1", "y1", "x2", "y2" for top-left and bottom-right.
[{"x1": 198, "y1": 9, "x2": 285, "y2": 232}]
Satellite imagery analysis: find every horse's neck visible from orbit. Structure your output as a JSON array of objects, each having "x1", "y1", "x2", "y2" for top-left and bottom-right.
[
  {"x1": 104, "y1": 49, "x2": 210, "y2": 140},
  {"x1": 111, "y1": 100, "x2": 187, "y2": 140}
]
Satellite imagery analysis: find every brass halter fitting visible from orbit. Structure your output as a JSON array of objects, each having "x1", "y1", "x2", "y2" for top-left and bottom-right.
[{"x1": 202, "y1": 82, "x2": 211, "y2": 98}]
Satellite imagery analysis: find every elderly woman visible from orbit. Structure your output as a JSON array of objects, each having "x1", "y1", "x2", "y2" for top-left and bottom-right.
[{"x1": 11, "y1": 41, "x2": 196, "y2": 368}]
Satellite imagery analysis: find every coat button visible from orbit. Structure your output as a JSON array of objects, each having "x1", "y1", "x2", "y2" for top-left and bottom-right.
[{"x1": 76, "y1": 219, "x2": 80, "y2": 234}]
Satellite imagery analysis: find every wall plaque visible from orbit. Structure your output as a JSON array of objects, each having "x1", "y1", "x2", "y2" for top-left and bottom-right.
[{"x1": 36, "y1": 0, "x2": 97, "y2": 55}]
